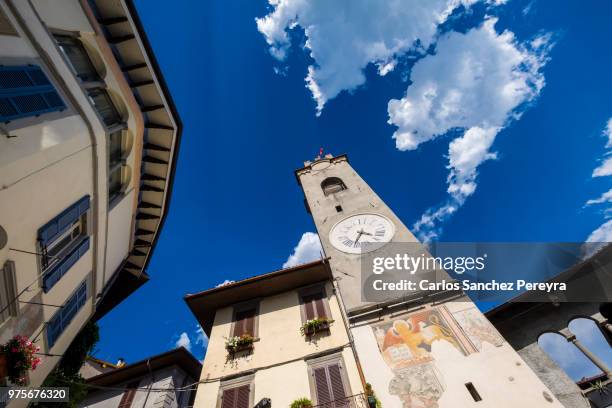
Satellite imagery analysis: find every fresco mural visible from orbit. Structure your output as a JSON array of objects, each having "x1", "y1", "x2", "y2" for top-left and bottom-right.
[{"x1": 372, "y1": 305, "x2": 504, "y2": 408}]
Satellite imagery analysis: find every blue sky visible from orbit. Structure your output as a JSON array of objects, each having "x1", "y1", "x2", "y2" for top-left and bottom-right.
[{"x1": 95, "y1": 0, "x2": 612, "y2": 377}]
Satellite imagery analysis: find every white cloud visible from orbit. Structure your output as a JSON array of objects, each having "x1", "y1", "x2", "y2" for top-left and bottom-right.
[
  {"x1": 215, "y1": 279, "x2": 235, "y2": 288},
  {"x1": 175, "y1": 332, "x2": 191, "y2": 351},
  {"x1": 587, "y1": 219, "x2": 612, "y2": 242},
  {"x1": 604, "y1": 118, "x2": 612, "y2": 148},
  {"x1": 592, "y1": 157, "x2": 612, "y2": 177},
  {"x1": 388, "y1": 18, "x2": 550, "y2": 152},
  {"x1": 256, "y1": 0, "x2": 504, "y2": 115},
  {"x1": 586, "y1": 188, "x2": 612, "y2": 206},
  {"x1": 387, "y1": 18, "x2": 552, "y2": 240},
  {"x1": 283, "y1": 232, "x2": 323, "y2": 268},
  {"x1": 586, "y1": 118, "x2": 612, "y2": 244},
  {"x1": 195, "y1": 324, "x2": 209, "y2": 349}
]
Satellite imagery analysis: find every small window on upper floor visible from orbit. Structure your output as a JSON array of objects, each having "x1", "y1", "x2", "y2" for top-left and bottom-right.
[
  {"x1": 232, "y1": 303, "x2": 259, "y2": 338},
  {"x1": 299, "y1": 285, "x2": 331, "y2": 322},
  {"x1": 54, "y1": 35, "x2": 100, "y2": 83},
  {"x1": 87, "y1": 88, "x2": 122, "y2": 127},
  {"x1": 321, "y1": 177, "x2": 347, "y2": 196},
  {"x1": 108, "y1": 130, "x2": 131, "y2": 206}
]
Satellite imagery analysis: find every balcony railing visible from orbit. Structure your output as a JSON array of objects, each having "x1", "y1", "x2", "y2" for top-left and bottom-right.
[{"x1": 311, "y1": 393, "x2": 370, "y2": 408}]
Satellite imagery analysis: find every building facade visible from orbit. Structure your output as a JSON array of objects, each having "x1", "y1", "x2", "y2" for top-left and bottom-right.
[
  {"x1": 0, "y1": 0, "x2": 180, "y2": 398},
  {"x1": 79, "y1": 348, "x2": 201, "y2": 408},
  {"x1": 295, "y1": 154, "x2": 564, "y2": 407},
  {"x1": 186, "y1": 260, "x2": 366, "y2": 408}
]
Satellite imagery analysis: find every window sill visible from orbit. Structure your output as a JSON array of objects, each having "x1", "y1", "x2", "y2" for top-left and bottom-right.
[{"x1": 302, "y1": 321, "x2": 333, "y2": 337}]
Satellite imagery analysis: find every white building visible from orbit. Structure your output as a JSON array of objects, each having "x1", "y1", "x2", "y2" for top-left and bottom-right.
[{"x1": 0, "y1": 0, "x2": 180, "y2": 398}]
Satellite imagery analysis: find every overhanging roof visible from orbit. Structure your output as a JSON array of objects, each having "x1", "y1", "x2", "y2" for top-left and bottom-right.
[
  {"x1": 185, "y1": 259, "x2": 332, "y2": 336},
  {"x1": 86, "y1": 347, "x2": 201, "y2": 387},
  {"x1": 87, "y1": 0, "x2": 183, "y2": 319}
]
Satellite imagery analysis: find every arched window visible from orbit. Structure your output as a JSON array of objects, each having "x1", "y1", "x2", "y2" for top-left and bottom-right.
[
  {"x1": 538, "y1": 332, "x2": 600, "y2": 381},
  {"x1": 321, "y1": 177, "x2": 347, "y2": 196}
]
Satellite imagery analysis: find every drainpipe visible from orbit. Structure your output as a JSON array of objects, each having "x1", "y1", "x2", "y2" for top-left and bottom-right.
[
  {"x1": 5, "y1": 0, "x2": 100, "y2": 313},
  {"x1": 327, "y1": 259, "x2": 368, "y2": 392}
]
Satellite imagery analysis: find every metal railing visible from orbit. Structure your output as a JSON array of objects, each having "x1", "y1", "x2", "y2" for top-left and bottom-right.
[{"x1": 311, "y1": 393, "x2": 370, "y2": 408}]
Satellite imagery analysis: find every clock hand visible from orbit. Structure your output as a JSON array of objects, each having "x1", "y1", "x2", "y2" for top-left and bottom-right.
[{"x1": 354, "y1": 230, "x2": 363, "y2": 246}]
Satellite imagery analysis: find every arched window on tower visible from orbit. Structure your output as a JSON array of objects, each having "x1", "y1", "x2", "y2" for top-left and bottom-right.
[{"x1": 321, "y1": 177, "x2": 347, "y2": 196}]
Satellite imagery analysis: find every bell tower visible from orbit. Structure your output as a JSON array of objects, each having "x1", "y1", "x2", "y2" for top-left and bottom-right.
[
  {"x1": 295, "y1": 153, "x2": 563, "y2": 408},
  {"x1": 295, "y1": 153, "x2": 420, "y2": 311}
]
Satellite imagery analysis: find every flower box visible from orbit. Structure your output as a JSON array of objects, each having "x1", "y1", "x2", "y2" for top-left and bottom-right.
[
  {"x1": 301, "y1": 318, "x2": 333, "y2": 336},
  {"x1": 225, "y1": 334, "x2": 255, "y2": 354},
  {"x1": 0, "y1": 335, "x2": 40, "y2": 386}
]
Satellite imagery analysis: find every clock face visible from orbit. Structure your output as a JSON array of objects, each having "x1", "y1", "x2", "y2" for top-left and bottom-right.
[{"x1": 329, "y1": 213, "x2": 395, "y2": 254}]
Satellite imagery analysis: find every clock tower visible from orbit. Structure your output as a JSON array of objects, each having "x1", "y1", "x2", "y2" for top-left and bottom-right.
[
  {"x1": 295, "y1": 153, "x2": 563, "y2": 408},
  {"x1": 295, "y1": 153, "x2": 421, "y2": 312}
]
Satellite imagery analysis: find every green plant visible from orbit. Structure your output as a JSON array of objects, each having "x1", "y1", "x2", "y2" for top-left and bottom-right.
[
  {"x1": 225, "y1": 334, "x2": 255, "y2": 353},
  {"x1": 290, "y1": 397, "x2": 313, "y2": 408},
  {"x1": 300, "y1": 317, "x2": 333, "y2": 336},
  {"x1": 365, "y1": 382, "x2": 382, "y2": 408},
  {"x1": 35, "y1": 321, "x2": 100, "y2": 408},
  {"x1": 0, "y1": 335, "x2": 41, "y2": 385},
  {"x1": 590, "y1": 380, "x2": 610, "y2": 395}
]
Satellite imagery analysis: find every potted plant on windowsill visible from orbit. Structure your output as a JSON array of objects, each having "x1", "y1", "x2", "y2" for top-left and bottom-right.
[
  {"x1": 225, "y1": 334, "x2": 255, "y2": 354},
  {"x1": 0, "y1": 335, "x2": 41, "y2": 386},
  {"x1": 365, "y1": 382, "x2": 382, "y2": 408},
  {"x1": 290, "y1": 397, "x2": 313, "y2": 408},
  {"x1": 300, "y1": 317, "x2": 334, "y2": 336}
]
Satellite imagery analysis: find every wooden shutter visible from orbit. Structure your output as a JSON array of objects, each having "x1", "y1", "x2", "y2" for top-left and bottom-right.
[
  {"x1": 314, "y1": 295, "x2": 327, "y2": 318},
  {"x1": 221, "y1": 385, "x2": 250, "y2": 408},
  {"x1": 233, "y1": 308, "x2": 256, "y2": 336},
  {"x1": 303, "y1": 291, "x2": 327, "y2": 320},
  {"x1": 312, "y1": 362, "x2": 348, "y2": 406},
  {"x1": 118, "y1": 381, "x2": 139, "y2": 408},
  {"x1": 221, "y1": 388, "x2": 236, "y2": 408},
  {"x1": 313, "y1": 367, "x2": 332, "y2": 405},
  {"x1": 328, "y1": 363, "x2": 348, "y2": 404},
  {"x1": 235, "y1": 385, "x2": 250, "y2": 408},
  {"x1": 304, "y1": 294, "x2": 315, "y2": 320}
]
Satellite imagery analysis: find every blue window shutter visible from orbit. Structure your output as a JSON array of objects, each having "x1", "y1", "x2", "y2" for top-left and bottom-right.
[
  {"x1": 47, "y1": 280, "x2": 88, "y2": 348},
  {"x1": 38, "y1": 195, "x2": 90, "y2": 246},
  {"x1": 42, "y1": 237, "x2": 90, "y2": 293},
  {"x1": 0, "y1": 65, "x2": 66, "y2": 123},
  {"x1": 38, "y1": 218, "x2": 60, "y2": 246}
]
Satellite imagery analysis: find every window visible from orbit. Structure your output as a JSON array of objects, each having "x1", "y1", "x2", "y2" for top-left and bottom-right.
[
  {"x1": 38, "y1": 196, "x2": 90, "y2": 292},
  {"x1": 87, "y1": 88, "x2": 121, "y2": 127},
  {"x1": 465, "y1": 383, "x2": 482, "y2": 402},
  {"x1": 46, "y1": 280, "x2": 87, "y2": 348},
  {"x1": 232, "y1": 304, "x2": 257, "y2": 337},
  {"x1": 0, "y1": 261, "x2": 18, "y2": 324},
  {"x1": 321, "y1": 177, "x2": 347, "y2": 196},
  {"x1": 108, "y1": 130, "x2": 127, "y2": 205},
  {"x1": 0, "y1": 65, "x2": 66, "y2": 123},
  {"x1": 299, "y1": 285, "x2": 331, "y2": 322},
  {"x1": 109, "y1": 130, "x2": 124, "y2": 166},
  {"x1": 118, "y1": 381, "x2": 140, "y2": 408},
  {"x1": 54, "y1": 35, "x2": 100, "y2": 82},
  {"x1": 218, "y1": 376, "x2": 254, "y2": 408},
  {"x1": 308, "y1": 354, "x2": 351, "y2": 407}
]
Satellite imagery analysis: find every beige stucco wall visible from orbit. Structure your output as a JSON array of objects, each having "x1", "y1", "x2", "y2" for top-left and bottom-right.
[
  {"x1": 351, "y1": 301, "x2": 565, "y2": 408},
  {"x1": 196, "y1": 282, "x2": 364, "y2": 407},
  {"x1": 0, "y1": 1, "x2": 143, "y2": 402},
  {"x1": 196, "y1": 347, "x2": 361, "y2": 408}
]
